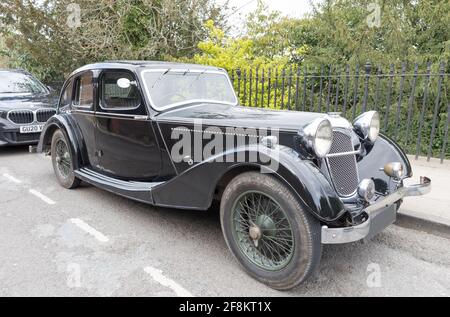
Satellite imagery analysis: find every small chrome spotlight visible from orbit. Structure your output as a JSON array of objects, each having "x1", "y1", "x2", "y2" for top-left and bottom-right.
[
  {"x1": 261, "y1": 136, "x2": 278, "y2": 149},
  {"x1": 358, "y1": 178, "x2": 375, "y2": 201},
  {"x1": 383, "y1": 162, "x2": 404, "y2": 179}
]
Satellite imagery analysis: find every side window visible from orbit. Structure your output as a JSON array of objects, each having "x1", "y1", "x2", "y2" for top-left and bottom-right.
[
  {"x1": 73, "y1": 71, "x2": 94, "y2": 108},
  {"x1": 101, "y1": 71, "x2": 140, "y2": 110},
  {"x1": 60, "y1": 79, "x2": 73, "y2": 108}
]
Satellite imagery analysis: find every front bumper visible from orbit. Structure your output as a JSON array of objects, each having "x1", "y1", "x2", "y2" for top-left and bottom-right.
[
  {"x1": 0, "y1": 128, "x2": 41, "y2": 146},
  {"x1": 321, "y1": 176, "x2": 431, "y2": 244},
  {"x1": 0, "y1": 120, "x2": 41, "y2": 146}
]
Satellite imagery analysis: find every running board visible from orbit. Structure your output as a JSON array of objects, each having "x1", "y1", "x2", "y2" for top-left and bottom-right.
[{"x1": 74, "y1": 168, "x2": 163, "y2": 204}]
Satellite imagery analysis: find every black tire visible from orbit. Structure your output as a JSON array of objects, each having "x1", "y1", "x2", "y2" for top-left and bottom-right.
[
  {"x1": 51, "y1": 129, "x2": 80, "y2": 189},
  {"x1": 220, "y1": 171, "x2": 322, "y2": 290}
]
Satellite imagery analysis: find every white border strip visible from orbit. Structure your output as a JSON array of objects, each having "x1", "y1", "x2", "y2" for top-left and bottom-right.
[
  {"x1": 3, "y1": 173, "x2": 22, "y2": 184},
  {"x1": 70, "y1": 218, "x2": 109, "y2": 243},
  {"x1": 144, "y1": 267, "x2": 193, "y2": 297},
  {"x1": 29, "y1": 189, "x2": 56, "y2": 205}
]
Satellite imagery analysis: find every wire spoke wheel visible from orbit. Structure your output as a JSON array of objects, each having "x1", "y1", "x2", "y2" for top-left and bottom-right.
[
  {"x1": 55, "y1": 139, "x2": 71, "y2": 179},
  {"x1": 231, "y1": 191, "x2": 295, "y2": 271}
]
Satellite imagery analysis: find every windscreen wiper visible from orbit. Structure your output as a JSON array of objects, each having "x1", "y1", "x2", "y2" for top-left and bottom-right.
[{"x1": 151, "y1": 68, "x2": 171, "y2": 89}]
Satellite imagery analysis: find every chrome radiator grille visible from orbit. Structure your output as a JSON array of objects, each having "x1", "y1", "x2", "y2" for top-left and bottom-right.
[
  {"x1": 327, "y1": 130, "x2": 359, "y2": 197},
  {"x1": 7, "y1": 110, "x2": 34, "y2": 124}
]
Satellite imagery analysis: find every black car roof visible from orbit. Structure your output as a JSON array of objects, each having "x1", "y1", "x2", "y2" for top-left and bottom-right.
[{"x1": 70, "y1": 61, "x2": 225, "y2": 77}]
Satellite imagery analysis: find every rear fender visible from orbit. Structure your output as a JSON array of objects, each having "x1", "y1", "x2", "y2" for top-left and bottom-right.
[{"x1": 38, "y1": 114, "x2": 85, "y2": 170}]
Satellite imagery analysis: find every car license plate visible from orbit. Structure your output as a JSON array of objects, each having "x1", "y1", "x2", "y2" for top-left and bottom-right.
[{"x1": 19, "y1": 125, "x2": 44, "y2": 134}]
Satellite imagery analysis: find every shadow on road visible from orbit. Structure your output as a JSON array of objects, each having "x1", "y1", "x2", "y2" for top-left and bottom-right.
[{"x1": 0, "y1": 145, "x2": 32, "y2": 157}]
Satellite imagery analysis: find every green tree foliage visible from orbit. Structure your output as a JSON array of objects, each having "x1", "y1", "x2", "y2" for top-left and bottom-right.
[
  {"x1": 0, "y1": 0, "x2": 227, "y2": 81},
  {"x1": 191, "y1": 20, "x2": 288, "y2": 70},
  {"x1": 193, "y1": 0, "x2": 449, "y2": 70},
  {"x1": 304, "y1": 0, "x2": 450, "y2": 66},
  {"x1": 0, "y1": 36, "x2": 9, "y2": 67}
]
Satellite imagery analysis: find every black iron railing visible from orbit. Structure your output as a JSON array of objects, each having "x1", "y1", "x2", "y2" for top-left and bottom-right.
[{"x1": 229, "y1": 62, "x2": 450, "y2": 163}]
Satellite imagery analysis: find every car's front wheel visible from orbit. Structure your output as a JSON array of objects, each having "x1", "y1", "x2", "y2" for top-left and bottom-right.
[
  {"x1": 220, "y1": 171, "x2": 322, "y2": 290},
  {"x1": 51, "y1": 129, "x2": 80, "y2": 189}
]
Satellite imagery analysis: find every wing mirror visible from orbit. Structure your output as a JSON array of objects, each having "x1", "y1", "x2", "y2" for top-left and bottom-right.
[{"x1": 117, "y1": 78, "x2": 136, "y2": 89}]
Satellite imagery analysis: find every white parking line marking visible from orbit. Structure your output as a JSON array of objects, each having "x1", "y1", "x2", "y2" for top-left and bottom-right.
[
  {"x1": 3, "y1": 173, "x2": 22, "y2": 184},
  {"x1": 29, "y1": 189, "x2": 56, "y2": 205},
  {"x1": 144, "y1": 267, "x2": 193, "y2": 297},
  {"x1": 70, "y1": 218, "x2": 109, "y2": 243}
]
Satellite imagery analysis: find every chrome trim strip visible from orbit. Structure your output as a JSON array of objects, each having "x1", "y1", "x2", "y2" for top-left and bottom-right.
[
  {"x1": 321, "y1": 219, "x2": 370, "y2": 244},
  {"x1": 321, "y1": 176, "x2": 431, "y2": 244},
  {"x1": 364, "y1": 176, "x2": 431, "y2": 213},
  {"x1": 95, "y1": 112, "x2": 148, "y2": 120},
  {"x1": 326, "y1": 149, "x2": 361, "y2": 157},
  {"x1": 71, "y1": 109, "x2": 95, "y2": 115}
]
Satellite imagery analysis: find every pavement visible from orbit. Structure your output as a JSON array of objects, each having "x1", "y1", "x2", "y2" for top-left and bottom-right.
[
  {"x1": 0, "y1": 146, "x2": 449, "y2": 297},
  {"x1": 400, "y1": 155, "x2": 450, "y2": 227}
]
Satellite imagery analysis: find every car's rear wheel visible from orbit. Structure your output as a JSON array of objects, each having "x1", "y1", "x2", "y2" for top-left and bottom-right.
[
  {"x1": 51, "y1": 129, "x2": 80, "y2": 189},
  {"x1": 220, "y1": 171, "x2": 322, "y2": 290}
]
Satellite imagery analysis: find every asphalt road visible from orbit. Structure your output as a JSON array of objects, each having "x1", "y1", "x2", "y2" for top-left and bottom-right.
[{"x1": 0, "y1": 146, "x2": 449, "y2": 297}]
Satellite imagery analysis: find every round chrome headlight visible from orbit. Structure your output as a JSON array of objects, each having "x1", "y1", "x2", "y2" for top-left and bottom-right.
[
  {"x1": 301, "y1": 118, "x2": 333, "y2": 158},
  {"x1": 353, "y1": 111, "x2": 380, "y2": 142}
]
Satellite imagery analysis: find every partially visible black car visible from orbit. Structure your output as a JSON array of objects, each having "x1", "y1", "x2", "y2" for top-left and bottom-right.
[{"x1": 0, "y1": 69, "x2": 58, "y2": 146}]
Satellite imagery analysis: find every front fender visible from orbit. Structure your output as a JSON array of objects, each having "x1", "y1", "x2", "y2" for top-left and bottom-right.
[
  {"x1": 37, "y1": 114, "x2": 84, "y2": 169},
  {"x1": 151, "y1": 144, "x2": 345, "y2": 222},
  {"x1": 358, "y1": 134, "x2": 412, "y2": 194}
]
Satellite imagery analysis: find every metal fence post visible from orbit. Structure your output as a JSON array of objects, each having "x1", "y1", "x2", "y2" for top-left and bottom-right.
[
  {"x1": 362, "y1": 62, "x2": 371, "y2": 112},
  {"x1": 249, "y1": 69, "x2": 253, "y2": 107},
  {"x1": 318, "y1": 65, "x2": 325, "y2": 113},
  {"x1": 255, "y1": 68, "x2": 259, "y2": 108},
  {"x1": 274, "y1": 69, "x2": 278, "y2": 108},
  {"x1": 243, "y1": 69, "x2": 247, "y2": 106},
  {"x1": 374, "y1": 65, "x2": 382, "y2": 112},
  {"x1": 267, "y1": 68, "x2": 272, "y2": 108},
  {"x1": 302, "y1": 66, "x2": 307, "y2": 111},
  {"x1": 427, "y1": 62, "x2": 445, "y2": 161},
  {"x1": 441, "y1": 102, "x2": 450, "y2": 163},
  {"x1": 416, "y1": 62, "x2": 432, "y2": 159},
  {"x1": 295, "y1": 66, "x2": 301, "y2": 110},
  {"x1": 351, "y1": 65, "x2": 360, "y2": 120},
  {"x1": 405, "y1": 63, "x2": 419, "y2": 148},
  {"x1": 326, "y1": 65, "x2": 333, "y2": 113},
  {"x1": 334, "y1": 68, "x2": 341, "y2": 112},
  {"x1": 394, "y1": 62, "x2": 407, "y2": 140},
  {"x1": 342, "y1": 65, "x2": 349, "y2": 116},
  {"x1": 384, "y1": 64, "x2": 395, "y2": 132}
]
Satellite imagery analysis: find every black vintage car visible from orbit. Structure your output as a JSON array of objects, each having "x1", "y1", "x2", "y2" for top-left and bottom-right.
[
  {"x1": 38, "y1": 61, "x2": 430, "y2": 290},
  {"x1": 0, "y1": 69, "x2": 57, "y2": 146}
]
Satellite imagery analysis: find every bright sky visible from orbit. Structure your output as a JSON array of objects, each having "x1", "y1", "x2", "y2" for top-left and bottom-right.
[{"x1": 216, "y1": 0, "x2": 320, "y2": 35}]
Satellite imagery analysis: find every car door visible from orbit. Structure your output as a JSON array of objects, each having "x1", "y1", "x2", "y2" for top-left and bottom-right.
[
  {"x1": 69, "y1": 70, "x2": 99, "y2": 168},
  {"x1": 94, "y1": 69, "x2": 161, "y2": 181}
]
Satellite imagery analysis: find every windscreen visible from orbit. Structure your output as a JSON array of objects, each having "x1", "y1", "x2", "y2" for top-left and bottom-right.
[
  {"x1": 0, "y1": 72, "x2": 48, "y2": 95},
  {"x1": 141, "y1": 69, "x2": 237, "y2": 110}
]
